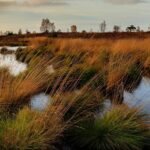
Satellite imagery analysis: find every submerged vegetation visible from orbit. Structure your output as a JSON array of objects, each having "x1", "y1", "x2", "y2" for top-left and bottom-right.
[{"x1": 0, "y1": 37, "x2": 149, "y2": 149}]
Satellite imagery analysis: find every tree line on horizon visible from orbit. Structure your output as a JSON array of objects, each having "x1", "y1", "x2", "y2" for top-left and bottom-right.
[{"x1": 1, "y1": 18, "x2": 150, "y2": 36}]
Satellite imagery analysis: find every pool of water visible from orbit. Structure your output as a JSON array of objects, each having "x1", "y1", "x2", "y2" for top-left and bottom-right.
[
  {"x1": 29, "y1": 77, "x2": 150, "y2": 113},
  {"x1": 47, "y1": 65, "x2": 55, "y2": 74},
  {"x1": 124, "y1": 77, "x2": 150, "y2": 114},
  {"x1": 0, "y1": 45, "x2": 55, "y2": 77},
  {"x1": 30, "y1": 93, "x2": 52, "y2": 111},
  {"x1": 0, "y1": 54, "x2": 27, "y2": 76},
  {"x1": 0, "y1": 46, "x2": 26, "y2": 52}
]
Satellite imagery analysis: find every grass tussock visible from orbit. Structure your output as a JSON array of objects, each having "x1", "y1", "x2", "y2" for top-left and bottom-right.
[
  {"x1": 0, "y1": 58, "x2": 50, "y2": 113},
  {"x1": 65, "y1": 105, "x2": 150, "y2": 150},
  {"x1": 0, "y1": 107, "x2": 64, "y2": 150}
]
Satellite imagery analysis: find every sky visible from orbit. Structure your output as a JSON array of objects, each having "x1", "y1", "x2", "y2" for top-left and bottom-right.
[{"x1": 0, "y1": 0, "x2": 150, "y2": 32}]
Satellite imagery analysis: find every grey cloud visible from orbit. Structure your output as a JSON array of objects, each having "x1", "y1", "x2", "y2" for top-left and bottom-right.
[
  {"x1": 0, "y1": 0, "x2": 67, "y2": 8},
  {"x1": 0, "y1": 1, "x2": 16, "y2": 9},
  {"x1": 104, "y1": 0, "x2": 146, "y2": 4},
  {"x1": 20, "y1": 0, "x2": 67, "y2": 6}
]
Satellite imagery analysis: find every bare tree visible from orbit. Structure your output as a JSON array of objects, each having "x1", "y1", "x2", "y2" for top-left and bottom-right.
[
  {"x1": 82, "y1": 30, "x2": 87, "y2": 33},
  {"x1": 40, "y1": 18, "x2": 55, "y2": 33},
  {"x1": 50, "y1": 23, "x2": 55, "y2": 32},
  {"x1": 90, "y1": 28, "x2": 93, "y2": 33},
  {"x1": 0, "y1": 31, "x2": 3, "y2": 36},
  {"x1": 136, "y1": 26, "x2": 141, "y2": 32},
  {"x1": 57, "y1": 29, "x2": 62, "y2": 33},
  {"x1": 26, "y1": 29, "x2": 31, "y2": 35},
  {"x1": 113, "y1": 25, "x2": 120, "y2": 32},
  {"x1": 100, "y1": 20, "x2": 106, "y2": 32},
  {"x1": 148, "y1": 26, "x2": 150, "y2": 32},
  {"x1": 33, "y1": 31, "x2": 36, "y2": 34},
  {"x1": 18, "y1": 29, "x2": 22, "y2": 35},
  {"x1": 71, "y1": 25, "x2": 77, "y2": 32}
]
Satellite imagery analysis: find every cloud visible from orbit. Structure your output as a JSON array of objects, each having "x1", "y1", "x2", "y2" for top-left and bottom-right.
[
  {"x1": 0, "y1": 0, "x2": 16, "y2": 9},
  {"x1": 17, "y1": 0, "x2": 67, "y2": 6},
  {"x1": 0, "y1": 0, "x2": 67, "y2": 8},
  {"x1": 104, "y1": 0, "x2": 146, "y2": 4}
]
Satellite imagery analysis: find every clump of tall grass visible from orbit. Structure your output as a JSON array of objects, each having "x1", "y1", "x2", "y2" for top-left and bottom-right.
[
  {"x1": 0, "y1": 106, "x2": 65, "y2": 150},
  {"x1": 65, "y1": 105, "x2": 150, "y2": 150},
  {"x1": 0, "y1": 56, "x2": 51, "y2": 113}
]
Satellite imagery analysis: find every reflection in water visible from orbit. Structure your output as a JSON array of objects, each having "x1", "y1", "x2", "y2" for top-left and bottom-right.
[
  {"x1": 0, "y1": 54, "x2": 27, "y2": 76},
  {"x1": 30, "y1": 93, "x2": 52, "y2": 111},
  {"x1": 124, "y1": 77, "x2": 150, "y2": 114},
  {"x1": 96, "y1": 99, "x2": 112, "y2": 117},
  {"x1": 47, "y1": 65, "x2": 55, "y2": 74},
  {"x1": 103, "y1": 99, "x2": 111, "y2": 111}
]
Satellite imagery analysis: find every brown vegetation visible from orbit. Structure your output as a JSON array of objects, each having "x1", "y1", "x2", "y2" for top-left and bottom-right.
[{"x1": 1, "y1": 32, "x2": 150, "y2": 46}]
